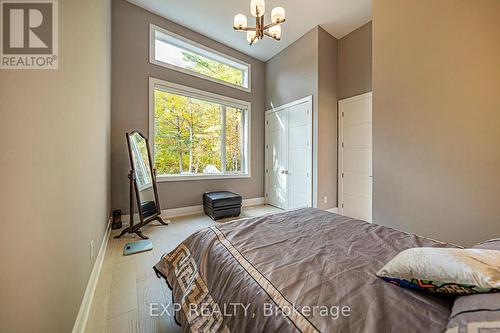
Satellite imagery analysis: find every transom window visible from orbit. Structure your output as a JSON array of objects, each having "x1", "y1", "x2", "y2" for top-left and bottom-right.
[
  {"x1": 150, "y1": 24, "x2": 251, "y2": 91},
  {"x1": 149, "y1": 78, "x2": 251, "y2": 181}
]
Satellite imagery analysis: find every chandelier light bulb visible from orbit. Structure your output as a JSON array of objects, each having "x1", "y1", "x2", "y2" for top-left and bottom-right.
[
  {"x1": 233, "y1": 14, "x2": 248, "y2": 29},
  {"x1": 250, "y1": 0, "x2": 265, "y2": 17},
  {"x1": 271, "y1": 7, "x2": 285, "y2": 23},
  {"x1": 269, "y1": 25, "x2": 281, "y2": 39},
  {"x1": 246, "y1": 31, "x2": 258, "y2": 44}
]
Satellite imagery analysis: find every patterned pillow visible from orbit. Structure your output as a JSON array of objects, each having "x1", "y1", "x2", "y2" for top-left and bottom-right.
[
  {"x1": 446, "y1": 239, "x2": 500, "y2": 333},
  {"x1": 376, "y1": 247, "x2": 500, "y2": 294}
]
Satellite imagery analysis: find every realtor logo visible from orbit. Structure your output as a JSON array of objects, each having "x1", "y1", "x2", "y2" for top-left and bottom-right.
[{"x1": 1, "y1": 0, "x2": 58, "y2": 69}]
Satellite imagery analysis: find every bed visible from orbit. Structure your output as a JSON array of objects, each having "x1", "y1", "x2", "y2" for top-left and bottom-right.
[{"x1": 154, "y1": 208, "x2": 460, "y2": 333}]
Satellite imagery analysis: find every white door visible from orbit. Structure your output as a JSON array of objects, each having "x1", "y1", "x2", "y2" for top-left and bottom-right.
[
  {"x1": 265, "y1": 97, "x2": 312, "y2": 210},
  {"x1": 287, "y1": 102, "x2": 312, "y2": 209},
  {"x1": 266, "y1": 110, "x2": 288, "y2": 209},
  {"x1": 338, "y1": 92, "x2": 372, "y2": 222}
]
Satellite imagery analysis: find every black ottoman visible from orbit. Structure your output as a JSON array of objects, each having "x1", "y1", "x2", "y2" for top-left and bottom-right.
[{"x1": 203, "y1": 191, "x2": 242, "y2": 220}]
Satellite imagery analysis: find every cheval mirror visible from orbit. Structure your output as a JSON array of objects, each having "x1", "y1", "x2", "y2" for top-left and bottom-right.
[{"x1": 115, "y1": 131, "x2": 169, "y2": 239}]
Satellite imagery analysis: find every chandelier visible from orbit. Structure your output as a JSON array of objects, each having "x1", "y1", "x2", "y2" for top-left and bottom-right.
[{"x1": 233, "y1": 0, "x2": 286, "y2": 45}]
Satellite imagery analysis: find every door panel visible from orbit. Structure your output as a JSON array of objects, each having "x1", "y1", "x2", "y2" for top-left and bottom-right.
[
  {"x1": 343, "y1": 193, "x2": 372, "y2": 222},
  {"x1": 289, "y1": 169, "x2": 308, "y2": 189},
  {"x1": 343, "y1": 98, "x2": 372, "y2": 124},
  {"x1": 289, "y1": 191, "x2": 307, "y2": 211},
  {"x1": 344, "y1": 123, "x2": 372, "y2": 148},
  {"x1": 289, "y1": 147, "x2": 307, "y2": 170},
  {"x1": 266, "y1": 110, "x2": 287, "y2": 209},
  {"x1": 339, "y1": 93, "x2": 372, "y2": 222},
  {"x1": 288, "y1": 104, "x2": 308, "y2": 126},
  {"x1": 289, "y1": 126, "x2": 308, "y2": 149},
  {"x1": 343, "y1": 174, "x2": 372, "y2": 197},
  {"x1": 287, "y1": 102, "x2": 311, "y2": 209},
  {"x1": 343, "y1": 149, "x2": 372, "y2": 174}
]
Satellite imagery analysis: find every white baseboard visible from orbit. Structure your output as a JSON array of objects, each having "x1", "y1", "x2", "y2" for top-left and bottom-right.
[
  {"x1": 325, "y1": 207, "x2": 339, "y2": 214},
  {"x1": 161, "y1": 204, "x2": 202, "y2": 218},
  {"x1": 242, "y1": 197, "x2": 265, "y2": 207},
  {"x1": 160, "y1": 197, "x2": 266, "y2": 218},
  {"x1": 121, "y1": 197, "x2": 265, "y2": 222},
  {"x1": 72, "y1": 219, "x2": 112, "y2": 333}
]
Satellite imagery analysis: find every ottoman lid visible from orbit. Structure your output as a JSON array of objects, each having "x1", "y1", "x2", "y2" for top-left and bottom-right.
[{"x1": 203, "y1": 191, "x2": 241, "y2": 201}]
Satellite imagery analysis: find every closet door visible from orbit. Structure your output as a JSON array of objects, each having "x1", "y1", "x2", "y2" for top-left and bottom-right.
[
  {"x1": 265, "y1": 109, "x2": 288, "y2": 209},
  {"x1": 265, "y1": 97, "x2": 312, "y2": 210},
  {"x1": 287, "y1": 102, "x2": 312, "y2": 209}
]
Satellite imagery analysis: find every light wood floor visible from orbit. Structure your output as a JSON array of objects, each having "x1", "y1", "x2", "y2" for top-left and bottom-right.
[{"x1": 85, "y1": 205, "x2": 282, "y2": 333}]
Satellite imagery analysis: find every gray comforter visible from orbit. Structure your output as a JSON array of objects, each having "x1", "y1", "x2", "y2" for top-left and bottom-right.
[{"x1": 154, "y1": 208, "x2": 458, "y2": 333}]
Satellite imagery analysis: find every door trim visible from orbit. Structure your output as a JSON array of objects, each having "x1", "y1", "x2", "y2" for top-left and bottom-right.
[
  {"x1": 265, "y1": 95, "x2": 314, "y2": 209},
  {"x1": 338, "y1": 91, "x2": 372, "y2": 217}
]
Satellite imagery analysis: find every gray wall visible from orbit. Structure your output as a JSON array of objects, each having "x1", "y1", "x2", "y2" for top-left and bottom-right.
[
  {"x1": 317, "y1": 28, "x2": 339, "y2": 209},
  {"x1": 0, "y1": 0, "x2": 112, "y2": 332},
  {"x1": 373, "y1": 0, "x2": 500, "y2": 246},
  {"x1": 265, "y1": 28, "x2": 318, "y2": 109},
  {"x1": 112, "y1": 0, "x2": 266, "y2": 211},
  {"x1": 265, "y1": 27, "x2": 338, "y2": 209},
  {"x1": 337, "y1": 22, "x2": 372, "y2": 99}
]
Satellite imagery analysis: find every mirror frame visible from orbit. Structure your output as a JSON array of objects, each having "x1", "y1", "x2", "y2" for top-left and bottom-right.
[
  {"x1": 128, "y1": 131, "x2": 161, "y2": 219},
  {"x1": 115, "y1": 131, "x2": 168, "y2": 239}
]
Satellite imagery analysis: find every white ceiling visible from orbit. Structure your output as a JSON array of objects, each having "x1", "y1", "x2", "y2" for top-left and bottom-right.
[{"x1": 128, "y1": 0, "x2": 372, "y2": 62}]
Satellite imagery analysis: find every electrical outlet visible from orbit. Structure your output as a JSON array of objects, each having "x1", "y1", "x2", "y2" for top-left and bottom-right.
[
  {"x1": 90, "y1": 240, "x2": 94, "y2": 260},
  {"x1": 323, "y1": 196, "x2": 328, "y2": 204}
]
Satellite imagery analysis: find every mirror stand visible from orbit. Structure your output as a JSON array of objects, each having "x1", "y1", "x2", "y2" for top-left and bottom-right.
[
  {"x1": 115, "y1": 170, "x2": 169, "y2": 239},
  {"x1": 115, "y1": 131, "x2": 170, "y2": 240}
]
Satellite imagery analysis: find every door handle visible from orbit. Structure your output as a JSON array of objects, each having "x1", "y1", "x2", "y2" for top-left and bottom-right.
[{"x1": 281, "y1": 170, "x2": 289, "y2": 175}]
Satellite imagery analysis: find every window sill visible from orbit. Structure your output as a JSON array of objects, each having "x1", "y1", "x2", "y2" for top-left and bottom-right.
[{"x1": 156, "y1": 173, "x2": 251, "y2": 182}]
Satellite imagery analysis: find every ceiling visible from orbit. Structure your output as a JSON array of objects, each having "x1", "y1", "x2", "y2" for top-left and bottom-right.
[{"x1": 127, "y1": 0, "x2": 372, "y2": 62}]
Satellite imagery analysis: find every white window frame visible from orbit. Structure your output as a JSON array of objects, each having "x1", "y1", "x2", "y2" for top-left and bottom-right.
[
  {"x1": 149, "y1": 77, "x2": 252, "y2": 182},
  {"x1": 149, "y1": 24, "x2": 252, "y2": 92}
]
